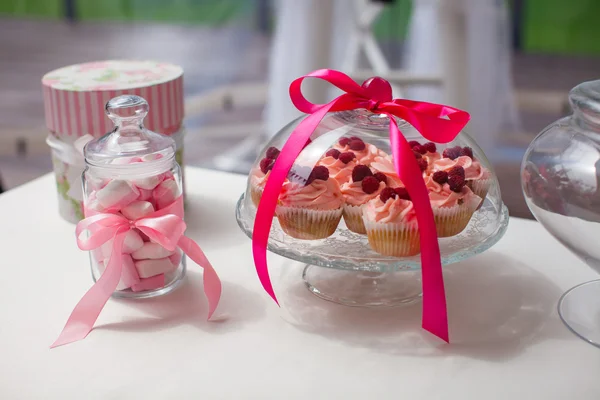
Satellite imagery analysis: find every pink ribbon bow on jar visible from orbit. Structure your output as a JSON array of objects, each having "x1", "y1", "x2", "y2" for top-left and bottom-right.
[
  {"x1": 253, "y1": 69, "x2": 470, "y2": 342},
  {"x1": 52, "y1": 196, "x2": 222, "y2": 348}
]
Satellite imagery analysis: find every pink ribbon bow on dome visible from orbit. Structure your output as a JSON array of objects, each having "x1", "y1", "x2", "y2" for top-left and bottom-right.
[
  {"x1": 253, "y1": 69, "x2": 470, "y2": 342},
  {"x1": 52, "y1": 196, "x2": 222, "y2": 348}
]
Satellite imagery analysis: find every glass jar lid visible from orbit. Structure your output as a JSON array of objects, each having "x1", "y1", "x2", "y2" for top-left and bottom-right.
[{"x1": 84, "y1": 95, "x2": 176, "y2": 166}]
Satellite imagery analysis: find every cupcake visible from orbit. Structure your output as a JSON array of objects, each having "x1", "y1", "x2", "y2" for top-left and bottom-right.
[
  {"x1": 333, "y1": 136, "x2": 387, "y2": 166},
  {"x1": 276, "y1": 165, "x2": 344, "y2": 240},
  {"x1": 318, "y1": 148, "x2": 357, "y2": 186},
  {"x1": 427, "y1": 166, "x2": 482, "y2": 237},
  {"x1": 250, "y1": 146, "x2": 280, "y2": 206},
  {"x1": 340, "y1": 165, "x2": 387, "y2": 234},
  {"x1": 363, "y1": 187, "x2": 420, "y2": 257},
  {"x1": 438, "y1": 146, "x2": 492, "y2": 206}
]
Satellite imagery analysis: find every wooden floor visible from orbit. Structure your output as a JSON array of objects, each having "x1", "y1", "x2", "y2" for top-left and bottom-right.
[{"x1": 2, "y1": 18, "x2": 600, "y2": 219}]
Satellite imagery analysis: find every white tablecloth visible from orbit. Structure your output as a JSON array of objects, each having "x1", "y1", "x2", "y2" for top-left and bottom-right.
[{"x1": 1, "y1": 168, "x2": 599, "y2": 399}]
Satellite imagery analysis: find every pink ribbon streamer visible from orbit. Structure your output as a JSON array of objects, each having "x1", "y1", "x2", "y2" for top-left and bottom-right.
[
  {"x1": 52, "y1": 196, "x2": 222, "y2": 348},
  {"x1": 252, "y1": 69, "x2": 470, "y2": 342}
]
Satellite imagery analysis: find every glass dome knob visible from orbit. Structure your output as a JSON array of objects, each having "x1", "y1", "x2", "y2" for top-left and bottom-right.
[
  {"x1": 361, "y1": 77, "x2": 393, "y2": 102},
  {"x1": 106, "y1": 95, "x2": 149, "y2": 125}
]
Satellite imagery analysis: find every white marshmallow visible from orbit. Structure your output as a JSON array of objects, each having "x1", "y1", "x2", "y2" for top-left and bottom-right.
[
  {"x1": 96, "y1": 180, "x2": 139, "y2": 210},
  {"x1": 120, "y1": 254, "x2": 141, "y2": 289},
  {"x1": 96, "y1": 255, "x2": 140, "y2": 291},
  {"x1": 135, "y1": 258, "x2": 177, "y2": 278},
  {"x1": 132, "y1": 242, "x2": 174, "y2": 260},
  {"x1": 121, "y1": 201, "x2": 155, "y2": 220},
  {"x1": 152, "y1": 179, "x2": 179, "y2": 209},
  {"x1": 131, "y1": 274, "x2": 165, "y2": 292},
  {"x1": 133, "y1": 175, "x2": 161, "y2": 190},
  {"x1": 101, "y1": 229, "x2": 144, "y2": 257}
]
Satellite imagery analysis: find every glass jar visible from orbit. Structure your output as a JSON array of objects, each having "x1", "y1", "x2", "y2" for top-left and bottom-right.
[
  {"x1": 521, "y1": 79, "x2": 600, "y2": 347},
  {"x1": 84, "y1": 95, "x2": 186, "y2": 298}
]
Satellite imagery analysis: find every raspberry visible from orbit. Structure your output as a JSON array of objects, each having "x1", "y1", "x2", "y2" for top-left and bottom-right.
[
  {"x1": 352, "y1": 165, "x2": 373, "y2": 182},
  {"x1": 373, "y1": 172, "x2": 388, "y2": 184},
  {"x1": 394, "y1": 187, "x2": 411, "y2": 200},
  {"x1": 349, "y1": 139, "x2": 366, "y2": 151},
  {"x1": 325, "y1": 149, "x2": 341, "y2": 159},
  {"x1": 408, "y1": 140, "x2": 420, "y2": 148},
  {"x1": 260, "y1": 157, "x2": 274, "y2": 174},
  {"x1": 448, "y1": 174, "x2": 465, "y2": 192},
  {"x1": 448, "y1": 165, "x2": 465, "y2": 179},
  {"x1": 361, "y1": 176, "x2": 380, "y2": 194},
  {"x1": 413, "y1": 151, "x2": 422, "y2": 159},
  {"x1": 413, "y1": 144, "x2": 427, "y2": 154},
  {"x1": 350, "y1": 136, "x2": 363, "y2": 142},
  {"x1": 379, "y1": 187, "x2": 397, "y2": 203},
  {"x1": 417, "y1": 158, "x2": 428, "y2": 172},
  {"x1": 424, "y1": 142, "x2": 437, "y2": 153},
  {"x1": 306, "y1": 165, "x2": 329, "y2": 185},
  {"x1": 339, "y1": 152, "x2": 356, "y2": 164},
  {"x1": 265, "y1": 146, "x2": 280, "y2": 159},
  {"x1": 339, "y1": 137, "x2": 351, "y2": 147},
  {"x1": 432, "y1": 170, "x2": 448, "y2": 184},
  {"x1": 442, "y1": 146, "x2": 462, "y2": 160},
  {"x1": 461, "y1": 146, "x2": 474, "y2": 159}
]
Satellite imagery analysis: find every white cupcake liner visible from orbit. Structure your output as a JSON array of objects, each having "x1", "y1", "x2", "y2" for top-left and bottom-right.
[
  {"x1": 343, "y1": 204, "x2": 366, "y2": 234},
  {"x1": 432, "y1": 196, "x2": 480, "y2": 237},
  {"x1": 363, "y1": 217, "x2": 420, "y2": 257},
  {"x1": 468, "y1": 178, "x2": 491, "y2": 208},
  {"x1": 276, "y1": 206, "x2": 342, "y2": 240}
]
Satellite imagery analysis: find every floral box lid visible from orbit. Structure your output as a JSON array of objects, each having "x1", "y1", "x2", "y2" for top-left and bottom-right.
[{"x1": 42, "y1": 60, "x2": 184, "y2": 138}]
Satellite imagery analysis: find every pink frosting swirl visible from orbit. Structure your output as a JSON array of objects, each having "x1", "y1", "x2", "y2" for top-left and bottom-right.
[
  {"x1": 364, "y1": 196, "x2": 417, "y2": 224},
  {"x1": 432, "y1": 155, "x2": 490, "y2": 180},
  {"x1": 423, "y1": 152, "x2": 441, "y2": 171},
  {"x1": 319, "y1": 156, "x2": 355, "y2": 185},
  {"x1": 370, "y1": 155, "x2": 403, "y2": 187},
  {"x1": 333, "y1": 143, "x2": 387, "y2": 165},
  {"x1": 428, "y1": 182, "x2": 481, "y2": 208},
  {"x1": 341, "y1": 180, "x2": 385, "y2": 206},
  {"x1": 279, "y1": 178, "x2": 343, "y2": 210}
]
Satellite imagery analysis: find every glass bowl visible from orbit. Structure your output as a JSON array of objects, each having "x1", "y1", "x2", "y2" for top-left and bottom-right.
[
  {"x1": 237, "y1": 109, "x2": 509, "y2": 306},
  {"x1": 522, "y1": 79, "x2": 600, "y2": 347}
]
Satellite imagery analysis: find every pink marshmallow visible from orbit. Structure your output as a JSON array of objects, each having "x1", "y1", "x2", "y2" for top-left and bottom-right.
[
  {"x1": 131, "y1": 274, "x2": 165, "y2": 292},
  {"x1": 96, "y1": 180, "x2": 139, "y2": 210},
  {"x1": 135, "y1": 258, "x2": 177, "y2": 278},
  {"x1": 120, "y1": 254, "x2": 141, "y2": 288},
  {"x1": 153, "y1": 179, "x2": 179, "y2": 209},
  {"x1": 101, "y1": 229, "x2": 144, "y2": 257},
  {"x1": 132, "y1": 242, "x2": 174, "y2": 260},
  {"x1": 138, "y1": 188, "x2": 153, "y2": 201},
  {"x1": 121, "y1": 201, "x2": 155, "y2": 220},
  {"x1": 133, "y1": 175, "x2": 161, "y2": 190},
  {"x1": 169, "y1": 251, "x2": 182, "y2": 267}
]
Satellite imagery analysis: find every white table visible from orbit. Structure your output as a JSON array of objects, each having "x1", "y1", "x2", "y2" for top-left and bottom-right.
[{"x1": 1, "y1": 167, "x2": 599, "y2": 399}]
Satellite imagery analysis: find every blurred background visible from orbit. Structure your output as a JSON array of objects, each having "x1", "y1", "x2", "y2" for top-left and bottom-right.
[{"x1": 2, "y1": 0, "x2": 600, "y2": 218}]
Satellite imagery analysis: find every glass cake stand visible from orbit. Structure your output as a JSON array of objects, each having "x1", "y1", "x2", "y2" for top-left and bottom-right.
[{"x1": 236, "y1": 194, "x2": 509, "y2": 307}]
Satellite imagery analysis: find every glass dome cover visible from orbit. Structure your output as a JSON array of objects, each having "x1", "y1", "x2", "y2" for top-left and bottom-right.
[{"x1": 236, "y1": 70, "x2": 509, "y2": 342}]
